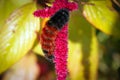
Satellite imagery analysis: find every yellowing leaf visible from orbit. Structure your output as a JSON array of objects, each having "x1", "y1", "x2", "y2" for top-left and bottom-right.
[
  {"x1": 33, "y1": 18, "x2": 50, "y2": 56},
  {"x1": 83, "y1": 0, "x2": 120, "y2": 38},
  {"x1": 68, "y1": 10, "x2": 99, "y2": 80},
  {"x1": 33, "y1": 42, "x2": 44, "y2": 56},
  {"x1": 0, "y1": 2, "x2": 40, "y2": 73}
]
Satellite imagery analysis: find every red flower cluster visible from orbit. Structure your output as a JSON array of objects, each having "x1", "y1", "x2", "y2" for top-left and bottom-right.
[{"x1": 34, "y1": 0, "x2": 78, "y2": 80}]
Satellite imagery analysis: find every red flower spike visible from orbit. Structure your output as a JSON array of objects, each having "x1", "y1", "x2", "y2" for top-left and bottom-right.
[
  {"x1": 54, "y1": 25, "x2": 68, "y2": 80},
  {"x1": 33, "y1": 0, "x2": 78, "y2": 80},
  {"x1": 33, "y1": 0, "x2": 78, "y2": 18}
]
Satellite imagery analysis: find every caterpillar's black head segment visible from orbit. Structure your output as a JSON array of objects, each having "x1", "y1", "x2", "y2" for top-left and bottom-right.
[{"x1": 47, "y1": 8, "x2": 69, "y2": 30}]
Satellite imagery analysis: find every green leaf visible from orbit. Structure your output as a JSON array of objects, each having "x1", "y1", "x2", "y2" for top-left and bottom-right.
[
  {"x1": 0, "y1": 0, "x2": 16, "y2": 27},
  {"x1": 10, "y1": 0, "x2": 32, "y2": 7},
  {"x1": 0, "y1": 2, "x2": 40, "y2": 73},
  {"x1": 0, "y1": 0, "x2": 32, "y2": 27},
  {"x1": 68, "y1": 10, "x2": 99, "y2": 80},
  {"x1": 83, "y1": 0, "x2": 120, "y2": 38}
]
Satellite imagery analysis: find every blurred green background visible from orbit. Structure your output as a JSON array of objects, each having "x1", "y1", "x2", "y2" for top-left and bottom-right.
[{"x1": 0, "y1": 0, "x2": 120, "y2": 80}]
